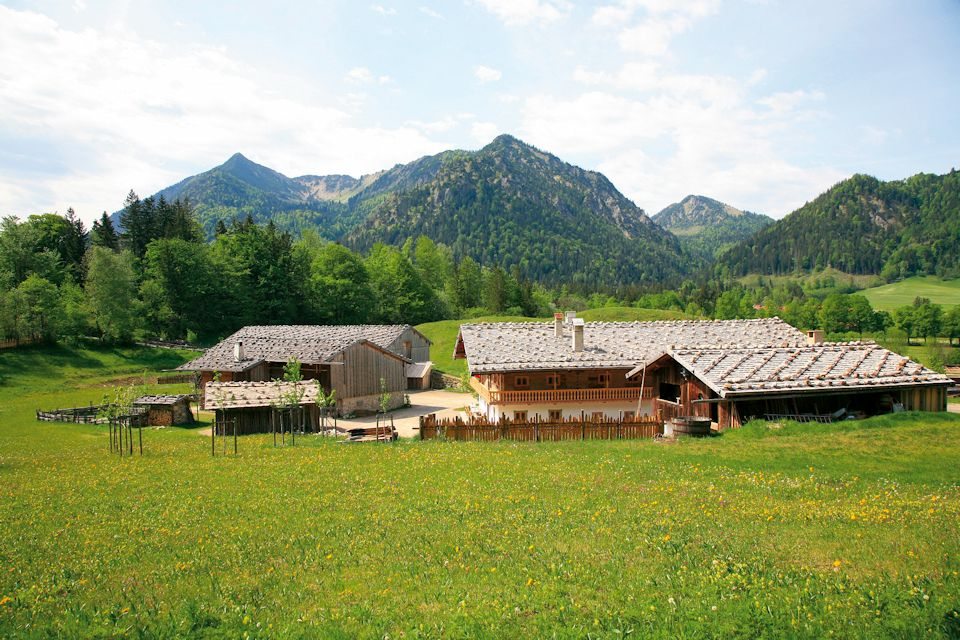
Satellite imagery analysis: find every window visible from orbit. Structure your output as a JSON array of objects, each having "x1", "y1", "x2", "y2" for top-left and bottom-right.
[
  {"x1": 514, "y1": 375, "x2": 529, "y2": 388},
  {"x1": 591, "y1": 411, "x2": 605, "y2": 421},
  {"x1": 548, "y1": 409, "x2": 562, "y2": 421},
  {"x1": 546, "y1": 374, "x2": 561, "y2": 388},
  {"x1": 513, "y1": 410, "x2": 528, "y2": 422},
  {"x1": 598, "y1": 373, "x2": 611, "y2": 387},
  {"x1": 403, "y1": 340, "x2": 412, "y2": 358},
  {"x1": 660, "y1": 382, "x2": 681, "y2": 403},
  {"x1": 623, "y1": 411, "x2": 636, "y2": 420}
]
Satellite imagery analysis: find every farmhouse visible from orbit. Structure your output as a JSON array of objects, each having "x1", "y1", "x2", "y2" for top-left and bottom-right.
[
  {"x1": 177, "y1": 324, "x2": 432, "y2": 422},
  {"x1": 455, "y1": 315, "x2": 951, "y2": 428}
]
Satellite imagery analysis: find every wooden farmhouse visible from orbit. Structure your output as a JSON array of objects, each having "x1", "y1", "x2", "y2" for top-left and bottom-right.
[
  {"x1": 177, "y1": 325, "x2": 432, "y2": 426},
  {"x1": 454, "y1": 314, "x2": 951, "y2": 428}
]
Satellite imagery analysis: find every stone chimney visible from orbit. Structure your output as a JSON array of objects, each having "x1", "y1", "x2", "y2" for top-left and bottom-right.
[
  {"x1": 572, "y1": 318, "x2": 584, "y2": 352},
  {"x1": 806, "y1": 330, "x2": 824, "y2": 346},
  {"x1": 234, "y1": 340, "x2": 244, "y2": 362},
  {"x1": 554, "y1": 312, "x2": 564, "y2": 338}
]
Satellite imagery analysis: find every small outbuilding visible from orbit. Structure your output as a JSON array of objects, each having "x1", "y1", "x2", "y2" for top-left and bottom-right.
[
  {"x1": 405, "y1": 361, "x2": 433, "y2": 390},
  {"x1": 133, "y1": 395, "x2": 194, "y2": 426}
]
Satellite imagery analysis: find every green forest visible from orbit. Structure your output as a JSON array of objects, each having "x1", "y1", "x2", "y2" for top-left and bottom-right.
[
  {"x1": 719, "y1": 171, "x2": 960, "y2": 279},
  {"x1": 2, "y1": 193, "x2": 958, "y2": 373}
]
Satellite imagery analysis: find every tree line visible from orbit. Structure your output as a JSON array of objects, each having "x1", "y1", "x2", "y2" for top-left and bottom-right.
[
  {"x1": 0, "y1": 193, "x2": 553, "y2": 345},
  {"x1": 2, "y1": 193, "x2": 958, "y2": 360}
]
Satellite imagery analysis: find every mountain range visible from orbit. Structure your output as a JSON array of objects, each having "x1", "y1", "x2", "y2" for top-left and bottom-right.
[
  {"x1": 133, "y1": 135, "x2": 960, "y2": 287},
  {"x1": 146, "y1": 135, "x2": 686, "y2": 288},
  {"x1": 652, "y1": 195, "x2": 772, "y2": 261}
]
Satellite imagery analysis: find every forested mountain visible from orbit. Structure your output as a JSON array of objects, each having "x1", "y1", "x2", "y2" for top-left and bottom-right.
[
  {"x1": 653, "y1": 195, "x2": 772, "y2": 261},
  {"x1": 133, "y1": 135, "x2": 685, "y2": 289},
  {"x1": 719, "y1": 171, "x2": 960, "y2": 279},
  {"x1": 344, "y1": 135, "x2": 683, "y2": 288}
]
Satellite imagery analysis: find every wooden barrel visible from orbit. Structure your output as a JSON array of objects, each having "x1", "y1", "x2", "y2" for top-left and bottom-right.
[{"x1": 670, "y1": 416, "x2": 712, "y2": 437}]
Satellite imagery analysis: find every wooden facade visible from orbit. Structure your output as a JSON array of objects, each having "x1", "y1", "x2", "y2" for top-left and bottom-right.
[
  {"x1": 648, "y1": 358, "x2": 949, "y2": 429},
  {"x1": 384, "y1": 326, "x2": 432, "y2": 363},
  {"x1": 472, "y1": 368, "x2": 654, "y2": 405},
  {"x1": 329, "y1": 341, "x2": 407, "y2": 414},
  {"x1": 471, "y1": 356, "x2": 950, "y2": 431}
]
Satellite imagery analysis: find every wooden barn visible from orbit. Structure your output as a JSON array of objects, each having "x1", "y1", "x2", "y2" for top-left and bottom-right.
[
  {"x1": 628, "y1": 343, "x2": 951, "y2": 428},
  {"x1": 177, "y1": 325, "x2": 428, "y2": 426},
  {"x1": 455, "y1": 315, "x2": 952, "y2": 429},
  {"x1": 133, "y1": 395, "x2": 194, "y2": 426},
  {"x1": 202, "y1": 381, "x2": 327, "y2": 435}
]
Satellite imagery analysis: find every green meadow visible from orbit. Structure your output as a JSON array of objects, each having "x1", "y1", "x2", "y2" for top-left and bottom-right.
[
  {"x1": 862, "y1": 276, "x2": 960, "y2": 311},
  {"x1": 1, "y1": 345, "x2": 959, "y2": 638}
]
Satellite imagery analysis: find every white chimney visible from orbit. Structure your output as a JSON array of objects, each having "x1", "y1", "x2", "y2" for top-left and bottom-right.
[
  {"x1": 572, "y1": 318, "x2": 584, "y2": 352},
  {"x1": 806, "y1": 330, "x2": 824, "y2": 346},
  {"x1": 234, "y1": 340, "x2": 244, "y2": 362},
  {"x1": 554, "y1": 312, "x2": 564, "y2": 338}
]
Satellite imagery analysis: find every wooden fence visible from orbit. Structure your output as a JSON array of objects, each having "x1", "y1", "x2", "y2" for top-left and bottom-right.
[
  {"x1": 0, "y1": 336, "x2": 39, "y2": 350},
  {"x1": 37, "y1": 404, "x2": 147, "y2": 426},
  {"x1": 420, "y1": 413, "x2": 663, "y2": 442},
  {"x1": 157, "y1": 373, "x2": 196, "y2": 385}
]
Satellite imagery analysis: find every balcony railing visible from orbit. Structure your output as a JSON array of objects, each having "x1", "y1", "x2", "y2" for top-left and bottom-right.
[{"x1": 471, "y1": 377, "x2": 654, "y2": 405}]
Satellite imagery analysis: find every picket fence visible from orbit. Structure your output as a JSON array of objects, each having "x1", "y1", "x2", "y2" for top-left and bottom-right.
[{"x1": 419, "y1": 413, "x2": 663, "y2": 442}]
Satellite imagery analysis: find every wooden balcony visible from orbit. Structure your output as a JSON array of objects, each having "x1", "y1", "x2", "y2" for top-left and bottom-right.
[{"x1": 471, "y1": 377, "x2": 654, "y2": 405}]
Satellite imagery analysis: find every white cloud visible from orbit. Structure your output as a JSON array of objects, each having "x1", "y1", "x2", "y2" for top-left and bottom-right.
[
  {"x1": 406, "y1": 116, "x2": 460, "y2": 134},
  {"x1": 0, "y1": 7, "x2": 446, "y2": 221},
  {"x1": 471, "y1": 121, "x2": 500, "y2": 143},
  {"x1": 472, "y1": 0, "x2": 572, "y2": 26},
  {"x1": 592, "y1": 0, "x2": 720, "y2": 56},
  {"x1": 370, "y1": 4, "x2": 396, "y2": 17},
  {"x1": 859, "y1": 125, "x2": 889, "y2": 146},
  {"x1": 757, "y1": 89, "x2": 825, "y2": 114},
  {"x1": 474, "y1": 65, "x2": 502, "y2": 83},
  {"x1": 419, "y1": 6, "x2": 443, "y2": 19},
  {"x1": 747, "y1": 68, "x2": 767, "y2": 86},
  {"x1": 520, "y1": 62, "x2": 843, "y2": 217},
  {"x1": 345, "y1": 66, "x2": 374, "y2": 84}
]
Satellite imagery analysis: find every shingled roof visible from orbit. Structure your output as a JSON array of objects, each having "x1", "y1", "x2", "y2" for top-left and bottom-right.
[
  {"x1": 456, "y1": 318, "x2": 808, "y2": 374},
  {"x1": 178, "y1": 324, "x2": 418, "y2": 372},
  {"x1": 202, "y1": 381, "x2": 323, "y2": 410},
  {"x1": 668, "y1": 343, "x2": 952, "y2": 397}
]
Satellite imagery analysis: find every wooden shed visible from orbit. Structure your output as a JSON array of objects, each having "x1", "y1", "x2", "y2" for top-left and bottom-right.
[
  {"x1": 405, "y1": 361, "x2": 433, "y2": 390},
  {"x1": 133, "y1": 395, "x2": 194, "y2": 426}
]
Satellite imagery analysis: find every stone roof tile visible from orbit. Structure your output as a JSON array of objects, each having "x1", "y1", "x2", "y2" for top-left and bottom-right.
[
  {"x1": 458, "y1": 318, "x2": 807, "y2": 374},
  {"x1": 178, "y1": 324, "x2": 415, "y2": 372},
  {"x1": 671, "y1": 343, "x2": 951, "y2": 397}
]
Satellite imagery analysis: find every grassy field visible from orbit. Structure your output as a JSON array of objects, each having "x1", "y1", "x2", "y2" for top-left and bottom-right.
[
  {"x1": 862, "y1": 276, "x2": 960, "y2": 311},
  {"x1": 739, "y1": 268, "x2": 884, "y2": 292},
  {"x1": 1, "y1": 345, "x2": 959, "y2": 637},
  {"x1": 417, "y1": 307, "x2": 688, "y2": 376}
]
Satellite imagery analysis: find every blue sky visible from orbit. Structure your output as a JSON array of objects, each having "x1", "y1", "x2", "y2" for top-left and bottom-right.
[{"x1": 1, "y1": 0, "x2": 958, "y2": 223}]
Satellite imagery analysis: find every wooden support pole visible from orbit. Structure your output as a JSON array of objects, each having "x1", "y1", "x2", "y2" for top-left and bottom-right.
[
  {"x1": 138, "y1": 425, "x2": 143, "y2": 456},
  {"x1": 211, "y1": 414, "x2": 215, "y2": 457}
]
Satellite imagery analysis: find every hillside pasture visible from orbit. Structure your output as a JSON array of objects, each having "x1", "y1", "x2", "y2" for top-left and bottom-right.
[
  {"x1": 1, "y1": 345, "x2": 959, "y2": 637},
  {"x1": 862, "y1": 276, "x2": 960, "y2": 311}
]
